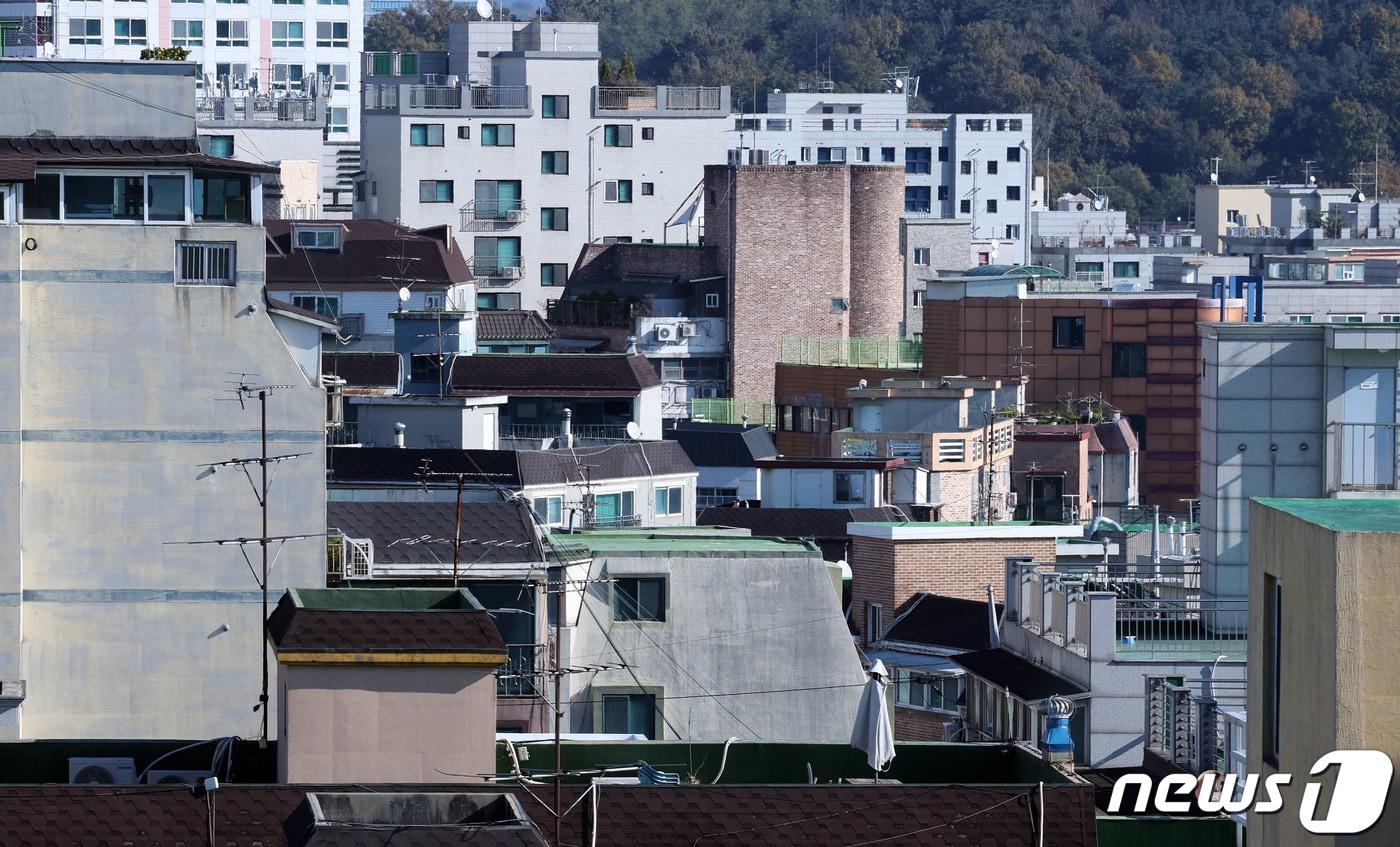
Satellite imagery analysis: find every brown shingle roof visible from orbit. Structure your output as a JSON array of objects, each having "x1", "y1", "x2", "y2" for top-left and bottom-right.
[
  {"x1": 264, "y1": 219, "x2": 471, "y2": 290},
  {"x1": 266, "y1": 590, "x2": 506, "y2": 654},
  {"x1": 0, "y1": 136, "x2": 276, "y2": 178},
  {"x1": 324, "y1": 352, "x2": 400, "y2": 389},
  {"x1": 451, "y1": 354, "x2": 660, "y2": 396},
  {"x1": 478, "y1": 310, "x2": 555, "y2": 342}
]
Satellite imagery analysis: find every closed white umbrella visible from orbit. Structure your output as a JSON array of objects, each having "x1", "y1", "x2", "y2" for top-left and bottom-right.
[{"x1": 851, "y1": 659, "x2": 896, "y2": 778}]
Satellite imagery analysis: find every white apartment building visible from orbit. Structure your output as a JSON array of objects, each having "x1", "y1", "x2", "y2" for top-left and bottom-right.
[
  {"x1": 729, "y1": 90, "x2": 1033, "y2": 266},
  {"x1": 0, "y1": 0, "x2": 363, "y2": 212},
  {"x1": 356, "y1": 20, "x2": 731, "y2": 312}
]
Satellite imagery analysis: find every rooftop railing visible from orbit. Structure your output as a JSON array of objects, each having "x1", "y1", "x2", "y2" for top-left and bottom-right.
[
  {"x1": 778, "y1": 336, "x2": 922, "y2": 368},
  {"x1": 1329, "y1": 421, "x2": 1399, "y2": 492},
  {"x1": 1116, "y1": 598, "x2": 1248, "y2": 659},
  {"x1": 595, "y1": 85, "x2": 726, "y2": 113}
]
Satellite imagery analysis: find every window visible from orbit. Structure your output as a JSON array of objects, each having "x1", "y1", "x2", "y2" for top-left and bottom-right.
[
  {"x1": 1006, "y1": 146, "x2": 1021, "y2": 162},
  {"x1": 541, "y1": 94, "x2": 569, "y2": 118},
  {"x1": 905, "y1": 186, "x2": 931, "y2": 213},
  {"x1": 1075, "y1": 261, "x2": 1104, "y2": 274},
  {"x1": 272, "y1": 64, "x2": 304, "y2": 86},
  {"x1": 176, "y1": 242, "x2": 235, "y2": 285},
  {"x1": 831, "y1": 297, "x2": 850, "y2": 313},
  {"x1": 145, "y1": 175, "x2": 185, "y2": 221},
  {"x1": 603, "y1": 124, "x2": 633, "y2": 147},
  {"x1": 317, "y1": 0, "x2": 349, "y2": 4},
  {"x1": 912, "y1": 290, "x2": 923, "y2": 307},
  {"x1": 1330, "y1": 314, "x2": 1364, "y2": 324},
  {"x1": 473, "y1": 180, "x2": 521, "y2": 220},
  {"x1": 1226, "y1": 210, "x2": 1241, "y2": 224},
  {"x1": 817, "y1": 147, "x2": 846, "y2": 163},
  {"x1": 540, "y1": 263, "x2": 568, "y2": 286},
  {"x1": 865, "y1": 603, "x2": 883, "y2": 641},
  {"x1": 326, "y1": 107, "x2": 348, "y2": 134},
  {"x1": 457, "y1": 126, "x2": 471, "y2": 139},
  {"x1": 1004, "y1": 224, "x2": 1020, "y2": 239},
  {"x1": 986, "y1": 199, "x2": 998, "y2": 213},
  {"x1": 473, "y1": 236, "x2": 520, "y2": 276},
  {"x1": 1006, "y1": 185, "x2": 1021, "y2": 201},
  {"x1": 986, "y1": 160, "x2": 998, "y2": 175},
  {"x1": 62, "y1": 174, "x2": 144, "y2": 221},
  {"x1": 316, "y1": 63, "x2": 349, "y2": 91},
  {"x1": 1111, "y1": 342, "x2": 1147, "y2": 377},
  {"x1": 273, "y1": 0, "x2": 303, "y2": 4},
  {"x1": 697, "y1": 486, "x2": 738, "y2": 507},
  {"x1": 593, "y1": 490, "x2": 634, "y2": 524},
  {"x1": 208, "y1": 136, "x2": 234, "y2": 157},
  {"x1": 532, "y1": 495, "x2": 563, "y2": 525},
  {"x1": 602, "y1": 692, "x2": 656, "y2": 738},
  {"x1": 604, "y1": 180, "x2": 633, "y2": 203},
  {"x1": 854, "y1": 147, "x2": 870, "y2": 162},
  {"x1": 641, "y1": 182, "x2": 654, "y2": 196},
  {"x1": 409, "y1": 124, "x2": 444, "y2": 146},
  {"x1": 540, "y1": 207, "x2": 568, "y2": 231},
  {"x1": 938, "y1": 146, "x2": 949, "y2": 162},
  {"x1": 410, "y1": 354, "x2": 442, "y2": 384},
  {"x1": 1052, "y1": 316, "x2": 1085, "y2": 349},
  {"x1": 1264, "y1": 574, "x2": 1281, "y2": 766},
  {"x1": 1112, "y1": 261, "x2": 1140, "y2": 278},
  {"x1": 1382, "y1": 314, "x2": 1400, "y2": 323},
  {"x1": 481, "y1": 124, "x2": 515, "y2": 146},
  {"x1": 1284, "y1": 314, "x2": 1313, "y2": 324},
  {"x1": 216, "y1": 19, "x2": 247, "y2": 46},
  {"x1": 705, "y1": 292, "x2": 721, "y2": 309},
  {"x1": 641, "y1": 127, "x2": 654, "y2": 140},
  {"x1": 960, "y1": 160, "x2": 973, "y2": 175},
  {"x1": 114, "y1": 18, "x2": 146, "y2": 44},
  {"x1": 540, "y1": 151, "x2": 569, "y2": 174},
  {"x1": 291, "y1": 294, "x2": 339, "y2": 318},
  {"x1": 214, "y1": 62, "x2": 247, "y2": 82},
  {"x1": 271, "y1": 21, "x2": 303, "y2": 47},
  {"x1": 938, "y1": 185, "x2": 949, "y2": 201},
  {"x1": 959, "y1": 199, "x2": 971, "y2": 214},
  {"x1": 314, "y1": 20, "x2": 346, "y2": 47},
  {"x1": 477, "y1": 292, "x2": 521, "y2": 309},
  {"x1": 905, "y1": 147, "x2": 931, "y2": 174},
  {"x1": 895, "y1": 669, "x2": 959, "y2": 712},
  {"x1": 172, "y1": 19, "x2": 203, "y2": 45},
  {"x1": 799, "y1": 147, "x2": 812, "y2": 162},
  {"x1": 654, "y1": 486, "x2": 682, "y2": 517},
  {"x1": 193, "y1": 170, "x2": 250, "y2": 222},
  {"x1": 912, "y1": 247, "x2": 931, "y2": 266},
  {"x1": 295, "y1": 228, "x2": 339, "y2": 250},
  {"x1": 880, "y1": 147, "x2": 895, "y2": 163},
  {"x1": 614, "y1": 577, "x2": 665, "y2": 621},
  {"x1": 69, "y1": 18, "x2": 101, "y2": 44},
  {"x1": 419, "y1": 180, "x2": 453, "y2": 203},
  {"x1": 834, "y1": 471, "x2": 866, "y2": 504}
]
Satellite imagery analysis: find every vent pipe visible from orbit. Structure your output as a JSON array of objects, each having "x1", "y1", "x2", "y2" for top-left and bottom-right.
[
  {"x1": 393, "y1": 421, "x2": 406, "y2": 448},
  {"x1": 561, "y1": 408, "x2": 573, "y2": 449}
]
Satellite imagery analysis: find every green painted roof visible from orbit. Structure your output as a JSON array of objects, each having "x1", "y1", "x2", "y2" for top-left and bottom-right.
[
  {"x1": 854, "y1": 520, "x2": 1039, "y2": 528},
  {"x1": 961, "y1": 264, "x2": 1065, "y2": 278},
  {"x1": 561, "y1": 530, "x2": 819, "y2": 557},
  {"x1": 1254, "y1": 498, "x2": 1400, "y2": 533}
]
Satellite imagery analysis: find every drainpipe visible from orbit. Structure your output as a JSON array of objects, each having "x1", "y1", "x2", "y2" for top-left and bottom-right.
[
  {"x1": 1151, "y1": 504, "x2": 1160, "y2": 564},
  {"x1": 393, "y1": 421, "x2": 406, "y2": 448},
  {"x1": 561, "y1": 408, "x2": 573, "y2": 449}
]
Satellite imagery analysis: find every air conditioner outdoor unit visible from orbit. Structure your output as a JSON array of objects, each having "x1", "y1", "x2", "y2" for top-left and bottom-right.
[
  {"x1": 655, "y1": 324, "x2": 677, "y2": 342},
  {"x1": 146, "y1": 769, "x2": 214, "y2": 785},
  {"x1": 679, "y1": 322, "x2": 698, "y2": 338},
  {"x1": 505, "y1": 209, "x2": 525, "y2": 223},
  {"x1": 69, "y1": 757, "x2": 136, "y2": 785},
  {"x1": 501, "y1": 266, "x2": 522, "y2": 279}
]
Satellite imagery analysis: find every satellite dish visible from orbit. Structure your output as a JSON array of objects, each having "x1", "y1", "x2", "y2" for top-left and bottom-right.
[
  {"x1": 625, "y1": 421, "x2": 642, "y2": 440},
  {"x1": 1209, "y1": 172, "x2": 1219, "y2": 185},
  {"x1": 41, "y1": 42, "x2": 55, "y2": 58},
  {"x1": 476, "y1": 0, "x2": 493, "y2": 17},
  {"x1": 398, "y1": 287, "x2": 411, "y2": 303},
  {"x1": 894, "y1": 78, "x2": 904, "y2": 90},
  {"x1": 1092, "y1": 197, "x2": 1106, "y2": 211}
]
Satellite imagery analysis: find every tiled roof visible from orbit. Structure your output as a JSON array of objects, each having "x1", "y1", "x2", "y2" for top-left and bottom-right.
[
  {"x1": 663, "y1": 422, "x2": 776, "y2": 467},
  {"x1": 478, "y1": 310, "x2": 554, "y2": 342},
  {"x1": 451, "y1": 354, "x2": 660, "y2": 396},
  {"x1": 266, "y1": 590, "x2": 506, "y2": 653},
  {"x1": 951, "y1": 648, "x2": 1088, "y2": 701},
  {"x1": 324, "y1": 352, "x2": 400, "y2": 389},
  {"x1": 327, "y1": 500, "x2": 541, "y2": 565},
  {"x1": 0, "y1": 782, "x2": 1099, "y2": 846},
  {"x1": 266, "y1": 297, "x2": 339, "y2": 329},
  {"x1": 264, "y1": 219, "x2": 471, "y2": 290},
  {"x1": 882, "y1": 592, "x2": 1003, "y2": 653},
  {"x1": 328, "y1": 448, "x2": 523, "y2": 488},
  {"x1": 0, "y1": 136, "x2": 276, "y2": 179},
  {"x1": 1094, "y1": 417, "x2": 1138, "y2": 453},
  {"x1": 697, "y1": 507, "x2": 905, "y2": 539},
  {"x1": 516, "y1": 441, "x2": 695, "y2": 486}
]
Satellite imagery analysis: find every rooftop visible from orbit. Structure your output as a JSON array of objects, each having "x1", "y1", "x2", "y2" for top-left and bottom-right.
[
  {"x1": 951, "y1": 648, "x2": 1088, "y2": 701},
  {"x1": 1253, "y1": 498, "x2": 1400, "y2": 533},
  {"x1": 451, "y1": 353, "x2": 661, "y2": 396},
  {"x1": 559, "y1": 529, "x2": 821, "y2": 557},
  {"x1": 477, "y1": 309, "x2": 554, "y2": 342},
  {"x1": 0, "y1": 136, "x2": 274, "y2": 181},
  {"x1": 328, "y1": 447, "x2": 523, "y2": 488},
  {"x1": 265, "y1": 219, "x2": 471, "y2": 289},
  {"x1": 882, "y1": 593, "x2": 1003, "y2": 653},
  {"x1": 327, "y1": 500, "x2": 542, "y2": 566},
  {"x1": 266, "y1": 588, "x2": 507, "y2": 655},
  {"x1": 697, "y1": 506, "x2": 905, "y2": 540},
  {"x1": 324, "y1": 352, "x2": 400, "y2": 389},
  {"x1": 662, "y1": 420, "x2": 776, "y2": 467}
]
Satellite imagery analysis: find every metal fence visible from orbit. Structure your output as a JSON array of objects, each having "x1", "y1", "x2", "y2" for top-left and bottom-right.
[
  {"x1": 778, "y1": 337, "x2": 922, "y2": 368},
  {"x1": 689, "y1": 398, "x2": 776, "y2": 429},
  {"x1": 1116, "y1": 598, "x2": 1248, "y2": 659},
  {"x1": 1330, "y1": 421, "x2": 1399, "y2": 492}
]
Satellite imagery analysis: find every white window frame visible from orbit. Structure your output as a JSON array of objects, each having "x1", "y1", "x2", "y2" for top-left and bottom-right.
[
  {"x1": 912, "y1": 247, "x2": 931, "y2": 266},
  {"x1": 271, "y1": 20, "x2": 304, "y2": 47},
  {"x1": 294, "y1": 227, "x2": 339, "y2": 250},
  {"x1": 315, "y1": 20, "x2": 348, "y2": 47},
  {"x1": 0, "y1": 185, "x2": 11, "y2": 224},
  {"x1": 894, "y1": 668, "x2": 961, "y2": 714},
  {"x1": 68, "y1": 18, "x2": 102, "y2": 44},
  {"x1": 171, "y1": 19, "x2": 203, "y2": 46},
  {"x1": 215, "y1": 19, "x2": 248, "y2": 46},
  {"x1": 1328, "y1": 314, "x2": 1364, "y2": 324},
  {"x1": 114, "y1": 17, "x2": 148, "y2": 45},
  {"x1": 175, "y1": 241, "x2": 236, "y2": 285},
  {"x1": 704, "y1": 292, "x2": 720, "y2": 308},
  {"x1": 20, "y1": 169, "x2": 194, "y2": 225},
  {"x1": 290, "y1": 293, "x2": 340, "y2": 318},
  {"x1": 1381, "y1": 314, "x2": 1400, "y2": 324},
  {"x1": 532, "y1": 495, "x2": 563, "y2": 526},
  {"x1": 1284, "y1": 314, "x2": 1312, "y2": 324},
  {"x1": 654, "y1": 485, "x2": 683, "y2": 517}
]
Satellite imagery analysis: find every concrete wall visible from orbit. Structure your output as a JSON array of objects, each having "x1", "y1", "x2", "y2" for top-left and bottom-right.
[
  {"x1": 2, "y1": 218, "x2": 326, "y2": 739},
  {"x1": 762, "y1": 467, "x2": 884, "y2": 508},
  {"x1": 1263, "y1": 284, "x2": 1400, "y2": 324},
  {"x1": 1196, "y1": 185, "x2": 1271, "y2": 253},
  {"x1": 0, "y1": 60, "x2": 195, "y2": 138},
  {"x1": 566, "y1": 547, "x2": 864, "y2": 741},
  {"x1": 354, "y1": 400, "x2": 500, "y2": 450},
  {"x1": 278, "y1": 663, "x2": 498, "y2": 783},
  {"x1": 521, "y1": 472, "x2": 697, "y2": 529}
]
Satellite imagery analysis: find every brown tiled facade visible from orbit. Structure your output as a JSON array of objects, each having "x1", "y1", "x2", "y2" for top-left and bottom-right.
[
  {"x1": 772, "y1": 362, "x2": 912, "y2": 455},
  {"x1": 894, "y1": 707, "x2": 948, "y2": 741},
  {"x1": 923, "y1": 295, "x2": 1244, "y2": 505},
  {"x1": 705, "y1": 164, "x2": 905, "y2": 406},
  {"x1": 1013, "y1": 429, "x2": 1091, "y2": 520},
  {"x1": 849, "y1": 534, "x2": 1059, "y2": 639}
]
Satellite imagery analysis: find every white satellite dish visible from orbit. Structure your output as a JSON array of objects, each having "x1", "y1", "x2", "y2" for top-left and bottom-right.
[
  {"x1": 41, "y1": 42, "x2": 55, "y2": 58},
  {"x1": 894, "y1": 78, "x2": 904, "y2": 90},
  {"x1": 1092, "y1": 196, "x2": 1106, "y2": 211},
  {"x1": 398, "y1": 286, "x2": 411, "y2": 303},
  {"x1": 625, "y1": 421, "x2": 642, "y2": 440},
  {"x1": 476, "y1": 0, "x2": 493, "y2": 18}
]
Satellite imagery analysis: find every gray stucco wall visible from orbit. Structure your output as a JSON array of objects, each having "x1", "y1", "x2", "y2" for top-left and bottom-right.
[
  {"x1": 0, "y1": 60, "x2": 196, "y2": 139},
  {"x1": 1, "y1": 218, "x2": 326, "y2": 739}
]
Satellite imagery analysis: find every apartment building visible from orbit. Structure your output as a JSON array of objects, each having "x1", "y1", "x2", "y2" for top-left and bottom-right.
[
  {"x1": 730, "y1": 89, "x2": 1032, "y2": 267},
  {"x1": 0, "y1": 0, "x2": 365, "y2": 211},
  {"x1": 1196, "y1": 184, "x2": 1273, "y2": 253},
  {"x1": 0, "y1": 60, "x2": 329, "y2": 739},
  {"x1": 356, "y1": 20, "x2": 730, "y2": 312}
]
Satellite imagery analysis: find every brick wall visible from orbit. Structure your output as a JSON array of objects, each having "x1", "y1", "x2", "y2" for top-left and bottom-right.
[
  {"x1": 848, "y1": 166, "x2": 906, "y2": 338},
  {"x1": 1013, "y1": 433, "x2": 1090, "y2": 516},
  {"x1": 894, "y1": 707, "x2": 948, "y2": 741},
  {"x1": 773, "y1": 362, "x2": 911, "y2": 457},
  {"x1": 849, "y1": 534, "x2": 1059, "y2": 639}
]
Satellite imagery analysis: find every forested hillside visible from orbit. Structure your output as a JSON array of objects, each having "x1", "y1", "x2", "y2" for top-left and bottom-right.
[{"x1": 369, "y1": 0, "x2": 1400, "y2": 223}]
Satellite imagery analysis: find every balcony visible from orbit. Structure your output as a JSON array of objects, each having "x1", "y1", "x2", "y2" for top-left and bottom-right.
[
  {"x1": 363, "y1": 83, "x2": 531, "y2": 114},
  {"x1": 196, "y1": 94, "x2": 323, "y2": 126},
  {"x1": 469, "y1": 255, "x2": 523, "y2": 283},
  {"x1": 835, "y1": 420, "x2": 1015, "y2": 471},
  {"x1": 326, "y1": 421, "x2": 361, "y2": 446},
  {"x1": 502, "y1": 423, "x2": 633, "y2": 441},
  {"x1": 594, "y1": 85, "x2": 728, "y2": 116},
  {"x1": 1329, "y1": 421, "x2": 1399, "y2": 493},
  {"x1": 460, "y1": 199, "x2": 527, "y2": 231}
]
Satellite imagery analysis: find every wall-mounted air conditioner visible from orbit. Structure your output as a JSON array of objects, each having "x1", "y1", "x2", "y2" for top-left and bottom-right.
[
  {"x1": 505, "y1": 209, "x2": 525, "y2": 223},
  {"x1": 69, "y1": 757, "x2": 136, "y2": 785},
  {"x1": 655, "y1": 324, "x2": 677, "y2": 342},
  {"x1": 679, "y1": 322, "x2": 698, "y2": 338},
  {"x1": 146, "y1": 769, "x2": 214, "y2": 785},
  {"x1": 502, "y1": 266, "x2": 522, "y2": 279}
]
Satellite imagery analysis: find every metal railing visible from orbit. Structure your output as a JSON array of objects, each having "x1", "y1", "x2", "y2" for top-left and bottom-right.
[
  {"x1": 1226, "y1": 226, "x2": 1284, "y2": 239},
  {"x1": 690, "y1": 398, "x2": 777, "y2": 429},
  {"x1": 1116, "y1": 598, "x2": 1248, "y2": 659},
  {"x1": 587, "y1": 514, "x2": 643, "y2": 528},
  {"x1": 197, "y1": 94, "x2": 321, "y2": 123},
  {"x1": 327, "y1": 421, "x2": 360, "y2": 446},
  {"x1": 469, "y1": 256, "x2": 524, "y2": 278},
  {"x1": 1330, "y1": 421, "x2": 1399, "y2": 492},
  {"x1": 1034, "y1": 277, "x2": 1105, "y2": 293},
  {"x1": 778, "y1": 336, "x2": 922, "y2": 368},
  {"x1": 175, "y1": 242, "x2": 235, "y2": 286},
  {"x1": 461, "y1": 199, "x2": 526, "y2": 227},
  {"x1": 596, "y1": 85, "x2": 723, "y2": 112},
  {"x1": 497, "y1": 642, "x2": 545, "y2": 697},
  {"x1": 503, "y1": 423, "x2": 633, "y2": 440}
]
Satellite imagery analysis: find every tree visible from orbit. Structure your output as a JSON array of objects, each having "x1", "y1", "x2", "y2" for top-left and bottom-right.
[
  {"x1": 1279, "y1": 5, "x2": 1323, "y2": 49},
  {"x1": 599, "y1": 58, "x2": 614, "y2": 84},
  {"x1": 1322, "y1": 97, "x2": 1390, "y2": 180},
  {"x1": 140, "y1": 46, "x2": 190, "y2": 60},
  {"x1": 365, "y1": 0, "x2": 473, "y2": 52},
  {"x1": 618, "y1": 54, "x2": 637, "y2": 83}
]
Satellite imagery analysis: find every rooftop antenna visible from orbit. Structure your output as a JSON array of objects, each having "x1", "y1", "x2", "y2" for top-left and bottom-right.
[{"x1": 1209, "y1": 156, "x2": 1221, "y2": 185}]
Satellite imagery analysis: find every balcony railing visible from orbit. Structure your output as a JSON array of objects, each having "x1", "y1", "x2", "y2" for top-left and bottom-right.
[
  {"x1": 327, "y1": 421, "x2": 360, "y2": 446},
  {"x1": 469, "y1": 256, "x2": 524, "y2": 280},
  {"x1": 779, "y1": 336, "x2": 922, "y2": 368},
  {"x1": 1116, "y1": 598, "x2": 1248, "y2": 659},
  {"x1": 364, "y1": 83, "x2": 530, "y2": 112},
  {"x1": 503, "y1": 423, "x2": 633, "y2": 441},
  {"x1": 197, "y1": 94, "x2": 323, "y2": 124},
  {"x1": 1330, "y1": 421, "x2": 1399, "y2": 492},
  {"x1": 497, "y1": 642, "x2": 546, "y2": 697},
  {"x1": 596, "y1": 85, "x2": 725, "y2": 113},
  {"x1": 460, "y1": 199, "x2": 526, "y2": 229}
]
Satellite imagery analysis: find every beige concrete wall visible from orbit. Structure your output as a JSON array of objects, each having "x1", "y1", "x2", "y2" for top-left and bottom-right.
[
  {"x1": 1196, "y1": 185, "x2": 1271, "y2": 253},
  {"x1": 279, "y1": 663, "x2": 498, "y2": 783},
  {"x1": 1248, "y1": 502, "x2": 1400, "y2": 846}
]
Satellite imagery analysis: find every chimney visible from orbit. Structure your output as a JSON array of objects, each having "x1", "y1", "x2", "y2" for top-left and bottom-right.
[
  {"x1": 1039, "y1": 695, "x2": 1076, "y2": 768},
  {"x1": 561, "y1": 408, "x2": 573, "y2": 449},
  {"x1": 393, "y1": 422, "x2": 407, "y2": 448}
]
